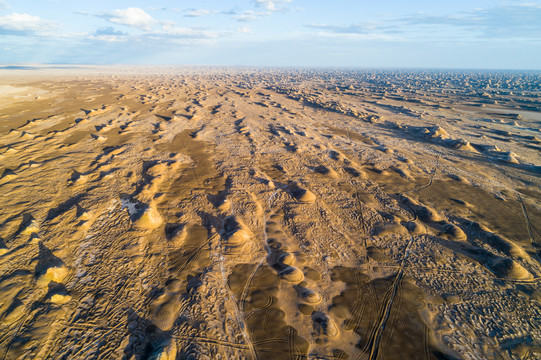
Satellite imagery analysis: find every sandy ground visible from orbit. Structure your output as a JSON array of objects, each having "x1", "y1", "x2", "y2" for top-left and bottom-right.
[{"x1": 0, "y1": 66, "x2": 540, "y2": 360}]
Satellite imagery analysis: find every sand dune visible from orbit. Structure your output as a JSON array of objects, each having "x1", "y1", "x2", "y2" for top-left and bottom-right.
[{"x1": 0, "y1": 67, "x2": 540, "y2": 359}]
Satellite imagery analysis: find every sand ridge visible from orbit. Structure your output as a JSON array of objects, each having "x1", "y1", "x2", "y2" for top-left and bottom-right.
[{"x1": 0, "y1": 67, "x2": 540, "y2": 359}]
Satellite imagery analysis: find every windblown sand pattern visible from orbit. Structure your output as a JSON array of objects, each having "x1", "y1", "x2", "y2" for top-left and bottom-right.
[{"x1": 0, "y1": 67, "x2": 540, "y2": 359}]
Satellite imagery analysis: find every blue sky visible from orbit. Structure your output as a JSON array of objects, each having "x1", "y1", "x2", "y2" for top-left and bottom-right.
[{"x1": 1, "y1": 0, "x2": 540, "y2": 69}]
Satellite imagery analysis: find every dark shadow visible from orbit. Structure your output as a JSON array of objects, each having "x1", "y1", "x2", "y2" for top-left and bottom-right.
[
  {"x1": 13, "y1": 213, "x2": 35, "y2": 238},
  {"x1": 206, "y1": 176, "x2": 232, "y2": 208},
  {"x1": 154, "y1": 115, "x2": 172, "y2": 122},
  {"x1": 45, "y1": 194, "x2": 86, "y2": 222},
  {"x1": 122, "y1": 309, "x2": 174, "y2": 360},
  {"x1": 35, "y1": 241, "x2": 64, "y2": 277}
]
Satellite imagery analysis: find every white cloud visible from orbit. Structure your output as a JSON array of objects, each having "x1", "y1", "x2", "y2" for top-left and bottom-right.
[
  {"x1": 401, "y1": 4, "x2": 541, "y2": 40},
  {"x1": 95, "y1": 27, "x2": 127, "y2": 36},
  {"x1": 237, "y1": 26, "x2": 252, "y2": 34},
  {"x1": 306, "y1": 23, "x2": 378, "y2": 35},
  {"x1": 87, "y1": 26, "x2": 129, "y2": 42},
  {"x1": 77, "y1": 7, "x2": 222, "y2": 43},
  {"x1": 148, "y1": 7, "x2": 173, "y2": 11},
  {"x1": 0, "y1": 13, "x2": 58, "y2": 35},
  {"x1": 153, "y1": 23, "x2": 218, "y2": 39},
  {"x1": 304, "y1": 4, "x2": 541, "y2": 44},
  {"x1": 235, "y1": 11, "x2": 263, "y2": 22},
  {"x1": 184, "y1": 9, "x2": 212, "y2": 17},
  {"x1": 252, "y1": 0, "x2": 291, "y2": 12},
  {"x1": 104, "y1": 8, "x2": 156, "y2": 31},
  {"x1": 233, "y1": 1, "x2": 291, "y2": 21},
  {"x1": 88, "y1": 34, "x2": 128, "y2": 42}
]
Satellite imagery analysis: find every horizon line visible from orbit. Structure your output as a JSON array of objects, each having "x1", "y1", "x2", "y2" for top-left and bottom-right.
[{"x1": 2, "y1": 63, "x2": 541, "y2": 72}]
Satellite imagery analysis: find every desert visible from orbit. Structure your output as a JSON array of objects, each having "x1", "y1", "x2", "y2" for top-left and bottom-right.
[{"x1": 0, "y1": 66, "x2": 540, "y2": 360}]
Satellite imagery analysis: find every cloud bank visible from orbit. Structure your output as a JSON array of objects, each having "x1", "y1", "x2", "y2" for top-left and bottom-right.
[
  {"x1": 100, "y1": 7, "x2": 156, "y2": 31},
  {"x1": 0, "y1": 12, "x2": 57, "y2": 35}
]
